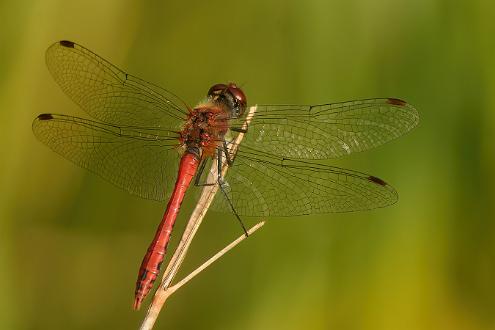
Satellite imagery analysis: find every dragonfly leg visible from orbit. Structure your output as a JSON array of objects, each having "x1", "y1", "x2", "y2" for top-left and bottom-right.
[
  {"x1": 222, "y1": 140, "x2": 235, "y2": 166},
  {"x1": 216, "y1": 147, "x2": 248, "y2": 237},
  {"x1": 194, "y1": 159, "x2": 215, "y2": 186},
  {"x1": 230, "y1": 127, "x2": 247, "y2": 133}
]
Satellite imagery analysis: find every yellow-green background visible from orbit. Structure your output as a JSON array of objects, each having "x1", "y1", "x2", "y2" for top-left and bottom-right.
[{"x1": 1, "y1": 0, "x2": 494, "y2": 329}]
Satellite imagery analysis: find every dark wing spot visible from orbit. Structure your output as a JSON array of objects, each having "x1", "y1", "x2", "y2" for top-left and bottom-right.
[
  {"x1": 386, "y1": 98, "x2": 407, "y2": 106},
  {"x1": 368, "y1": 175, "x2": 387, "y2": 186},
  {"x1": 37, "y1": 113, "x2": 53, "y2": 120},
  {"x1": 59, "y1": 40, "x2": 75, "y2": 48}
]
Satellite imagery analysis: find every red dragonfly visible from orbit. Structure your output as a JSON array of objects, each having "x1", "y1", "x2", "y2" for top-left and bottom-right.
[{"x1": 33, "y1": 40, "x2": 418, "y2": 310}]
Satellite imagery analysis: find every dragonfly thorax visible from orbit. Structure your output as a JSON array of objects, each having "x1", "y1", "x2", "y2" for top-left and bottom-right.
[{"x1": 180, "y1": 106, "x2": 230, "y2": 158}]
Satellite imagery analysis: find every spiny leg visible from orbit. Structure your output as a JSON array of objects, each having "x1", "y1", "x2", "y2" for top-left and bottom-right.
[
  {"x1": 194, "y1": 158, "x2": 216, "y2": 187},
  {"x1": 230, "y1": 127, "x2": 248, "y2": 133},
  {"x1": 216, "y1": 147, "x2": 248, "y2": 237},
  {"x1": 223, "y1": 140, "x2": 234, "y2": 165}
]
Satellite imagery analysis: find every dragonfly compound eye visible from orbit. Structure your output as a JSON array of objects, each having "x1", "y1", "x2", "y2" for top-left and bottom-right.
[
  {"x1": 227, "y1": 83, "x2": 247, "y2": 118},
  {"x1": 207, "y1": 83, "x2": 228, "y2": 98},
  {"x1": 207, "y1": 83, "x2": 247, "y2": 118}
]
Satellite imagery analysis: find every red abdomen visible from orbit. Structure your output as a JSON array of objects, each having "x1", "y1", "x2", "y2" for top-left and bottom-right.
[{"x1": 133, "y1": 152, "x2": 199, "y2": 310}]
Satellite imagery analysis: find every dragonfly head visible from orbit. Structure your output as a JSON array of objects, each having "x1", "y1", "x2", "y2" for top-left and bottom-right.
[{"x1": 207, "y1": 83, "x2": 247, "y2": 118}]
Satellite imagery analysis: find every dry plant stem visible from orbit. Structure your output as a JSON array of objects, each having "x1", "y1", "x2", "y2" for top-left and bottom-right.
[
  {"x1": 167, "y1": 221, "x2": 265, "y2": 296},
  {"x1": 140, "y1": 221, "x2": 264, "y2": 330},
  {"x1": 139, "y1": 106, "x2": 258, "y2": 330}
]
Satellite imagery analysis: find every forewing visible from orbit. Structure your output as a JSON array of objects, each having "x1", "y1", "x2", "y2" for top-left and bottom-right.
[
  {"x1": 45, "y1": 40, "x2": 188, "y2": 128},
  {"x1": 229, "y1": 98, "x2": 418, "y2": 159},
  {"x1": 33, "y1": 113, "x2": 181, "y2": 201},
  {"x1": 210, "y1": 146, "x2": 398, "y2": 217}
]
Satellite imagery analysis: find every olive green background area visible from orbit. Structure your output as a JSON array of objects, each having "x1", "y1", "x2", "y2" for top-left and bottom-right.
[{"x1": 1, "y1": 1, "x2": 494, "y2": 329}]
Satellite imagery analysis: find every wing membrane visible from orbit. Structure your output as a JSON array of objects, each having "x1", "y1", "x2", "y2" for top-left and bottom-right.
[
  {"x1": 40, "y1": 41, "x2": 416, "y2": 213},
  {"x1": 33, "y1": 113, "x2": 181, "y2": 201},
  {"x1": 211, "y1": 145, "x2": 398, "y2": 217},
  {"x1": 45, "y1": 40, "x2": 189, "y2": 128},
  {"x1": 229, "y1": 98, "x2": 418, "y2": 159}
]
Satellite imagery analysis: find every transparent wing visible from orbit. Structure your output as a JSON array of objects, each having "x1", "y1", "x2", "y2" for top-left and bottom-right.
[
  {"x1": 45, "y1": 40, "x2": 189, "y2": 128},
  {"x1": 210, "y1": 145, "x2": 397, "y2": 217},
  {"x1": 229, "y1": 98, "x2": 418, "y2": 159},
  {"x1": 33, "y1": 113, "x2": 182, "y2": 201}
]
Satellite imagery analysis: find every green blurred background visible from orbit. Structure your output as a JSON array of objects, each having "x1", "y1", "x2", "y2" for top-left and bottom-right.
[{"x1": 1, "y1": 0, "x2": 494, "y2": 329}]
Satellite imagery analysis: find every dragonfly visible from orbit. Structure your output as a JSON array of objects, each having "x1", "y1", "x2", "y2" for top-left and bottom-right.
[{"x1": 33, "y1": 40, "x2": 419, "y2": 310}]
